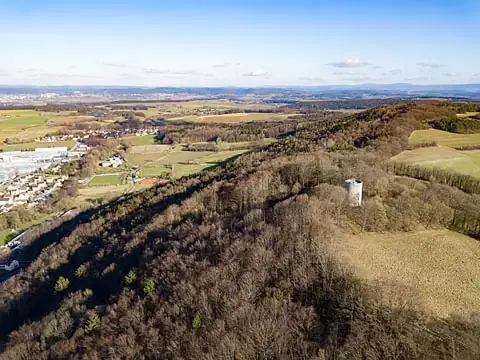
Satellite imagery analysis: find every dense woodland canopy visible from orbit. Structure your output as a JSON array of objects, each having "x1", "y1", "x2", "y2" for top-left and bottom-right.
[{"x1": 1, "y1": 102, "x2": 480, "y2": 359}]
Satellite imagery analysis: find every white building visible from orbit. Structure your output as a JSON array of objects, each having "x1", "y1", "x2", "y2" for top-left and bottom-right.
[{"x1": 101, "y1": 156, "x2": 124, "y2": 168}]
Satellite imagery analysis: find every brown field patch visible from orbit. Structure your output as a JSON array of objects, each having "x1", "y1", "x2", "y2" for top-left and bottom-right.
[
  {"x1": 200, "y1": 113, "x2": 299, "y2": 124},
  {"x1": 335, "y1": 230, "x2": 480, "y2": 317},
  {"x1": 130, "y1": 144, "x2": 173, "y2": 154}
]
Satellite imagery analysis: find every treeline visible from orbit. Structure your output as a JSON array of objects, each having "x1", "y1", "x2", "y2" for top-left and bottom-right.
[
  {"x1": 392, "y1": 161, "x2": 480, "y2": 195},
  {"x1": 430, "y1": 116, "x2": 480, "y2": 133},
  {"x1": 292, "y1": 98, "x2": 410, "y2": 110}
]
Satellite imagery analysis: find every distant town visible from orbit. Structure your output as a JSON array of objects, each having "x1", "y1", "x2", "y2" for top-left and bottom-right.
[{"x1": 1, "y1": 84, "x2": 480, "y2": 107}]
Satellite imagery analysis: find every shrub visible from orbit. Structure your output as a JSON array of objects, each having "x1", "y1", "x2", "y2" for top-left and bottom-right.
[
  {"x1": 84, "y1": 312, "x2": 101, "y2": 334},
  {"x1": 54, "y1": 276, "x2": 70, "y2": 293}
]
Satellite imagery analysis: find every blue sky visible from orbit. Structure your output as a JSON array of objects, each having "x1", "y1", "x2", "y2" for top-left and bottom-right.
[{"x1": 1, "y1": 0, "x2": 479, "y2": 86}]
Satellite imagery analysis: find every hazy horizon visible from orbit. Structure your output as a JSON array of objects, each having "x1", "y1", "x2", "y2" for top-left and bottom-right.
[{"x1": 2, "y1": 0, "x2": 479, "y2": 87}]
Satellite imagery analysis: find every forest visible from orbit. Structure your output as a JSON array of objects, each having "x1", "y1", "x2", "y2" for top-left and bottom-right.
[{"x1": 1, "y1": 101, "x2": 480, "y2": 359}]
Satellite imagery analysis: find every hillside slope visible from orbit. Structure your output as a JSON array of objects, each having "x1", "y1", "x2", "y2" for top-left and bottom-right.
[{"x1": 1, "y1": 102, "x2": 480, "y2": 359}]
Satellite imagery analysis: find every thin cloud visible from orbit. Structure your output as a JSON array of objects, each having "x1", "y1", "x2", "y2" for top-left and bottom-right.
[
  {"x1": 328, "y1": 58, "x2": 369, "y2": 68},
  {"x1": 103, "y1": 62, "x2": 128, "y2": 68},
  {"x1": 443, "y1": 72, "x2": 459, "y2": 77},
  {"x1": 143, "y1": 68, "x2": 214, "y2": 77},
  {"x1": 299, "y1": 76, "x2": 326, "y2": 82},
  {"x1": 416, "y1": 62, "x2": 447, "y2": 68},
  {"x1": 404, "y1": 76, "x2": 432, "y2": 82},
  {"x1": 16, "y1": 68, "x2": 43, "y2": 73},
  {"x1": 380, "y1": 69, "x2": 402, "y2": 76},
  {"x1": 389, "y1": 69, "x2": 402, "y2": 75},
  {"x1": 340, "y1": 75, "x2": 373, "y2": 82},
  {"x1": 243, "y1": 69, "x2": 270, "y2": 77},
  {"x1": 372, "y1": 66, "x2": 385, "y2": 69},
  {"x1": 213, "y1": 61, "x2": 240, "y2": 68},
  {"x1": 34, "y1": 73, "x2": 102, "y2": 79},
  {"x1": 472, "y1": 73, "x2": 480, "y2": 78},
  {"x1": 332, "y1": 71, "x2": 361, "y2": 76}
]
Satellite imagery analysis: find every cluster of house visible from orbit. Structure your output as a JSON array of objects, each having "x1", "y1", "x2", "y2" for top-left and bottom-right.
[
  {"x1": 37, "y1": 126, "x2": 160, "y2": 143},
  {"x1": 189, "y1": 108, "x2": 229, "y2": 116},
  {"x1": 0, "y1": 174, "x2": 67, "y2": 214},
  {"x1": 36, "y1": 134, "x2": 85, "y2": 142},
  {"x1": 101, "y1": 155, "x2": 124, "y2": 168}
]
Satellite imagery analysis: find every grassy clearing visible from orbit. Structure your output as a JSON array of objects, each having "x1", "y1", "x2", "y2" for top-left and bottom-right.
[
  {"x1": 130, "y1": 144, "x2": 172, "y2": 154},
  {"x1": 168, "y1": 113, "x2": 299, "y2": 123},
  {"x1": 155, "y1": 151, "x2": 213, "y2": 165},
  {"x1": 167, "y1": 115, "x2": 200, "y2": 122},
  {"x1": 122, "y1": 134, "x2": 157, "y2": 146},
  {"x1": 88, "y1": 174, "x2": 123, "y2": 186},
  {"x1": 0, "y1": 216, "x2": 52, "y2": 245},
  {"x1": 172, "y1": 164, "x2": 213, "y2": 178},
  {"x1": 127, "y1": 153, "x2": 169, "y2": 166},
  {"x1": 140, "y1": 166, "x2": 169, "y2": 177},
  {"x1": 0, "y1": 230, "x2": 12, "y2": 246},
  {"x1": 78, "y1": 183, "x2": 153, "y2": 201},
  {"x1": 409, "y1": 129, "x2": 480, "y2": 148},
  {"x1": 79, "y1": 184, "x2": 130, "y2": 199},
  {"x1": 0, "y1": 140, "x2": 76, "y2": 151},
  {"x1": 198, "y1": 150, "x2": 247, "y2": 163},
  {"x1": 336, "y1": 230, "x2": 480, "y2": 317},
  {"x1": 217, "y1": 138, "x2": 276, "y2": 150},
  {"x1": 392, "y1": 146, "x2": 480, "y2": 179},
  {"x1": 201, "y1": 113, "x2": 299, "y2": 123},
  {"x1": 456, "y1": 112, "x2": 479, "y2": 118}
]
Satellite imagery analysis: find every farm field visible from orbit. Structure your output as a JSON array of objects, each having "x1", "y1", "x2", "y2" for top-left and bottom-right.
[
  {"x1": 169, "y1": 112, "x2": 299, "y2": 123},
  {"x1": 217, "y1": 138, "x2": 276, "y2": 150},
  {"x1": 140, "y1": 166, "x2": 169, "y2": 177},
  {"x1": 0, "y1": 140, "x2": 77, "y2": 151},
  {"x1": 0, "y1": 110, "x2": 48, "y2": 142},
  {"x1": 335, "y1": 230, "x2": 480, "y2": 317},
  {"x1": 88, "y1": 174, "x2": 123, "y2": 186},
  {"x1": 78, "y1": 183, "x2": 153, "y2": 202},
  {"x1": 126, "y1": 143, "x2": 248, "y2": 179},
  {"x1": 196, "y1": 150, "x2": 246, "y2": 163},
  {"x1": 392, "y1": 146, "x2": 480, "y2": 179},
  {"x1": 122, "y1": 134, "x2": 157, "y2": 146},
  {"x1": 456, "y1": 112, "x2": 479, "y2": 118},
  {"x1": 409, "y1": 129, "x2": 480, "y2": 148},
  {"x1": 130, "y1": 144, "x2": 172, "y2": 153}
]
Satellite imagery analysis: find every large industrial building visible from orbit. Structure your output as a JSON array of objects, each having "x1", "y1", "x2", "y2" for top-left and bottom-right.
[{"x1": 0, "y1": 147, "x2": 68, "y2": 183}]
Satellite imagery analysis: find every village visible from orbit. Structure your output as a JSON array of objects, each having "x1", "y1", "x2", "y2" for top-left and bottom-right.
[
  {"x1": 37, "y1": 125, "x2": 160, "y2": 143},
  {"x1": 0, "y1": 145, "x2": 90, "y2": 214}
]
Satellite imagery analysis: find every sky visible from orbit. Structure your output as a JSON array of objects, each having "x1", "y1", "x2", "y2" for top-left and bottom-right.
[{"x1": 1, "y1": 0, "x2": 479, "y2": 86}]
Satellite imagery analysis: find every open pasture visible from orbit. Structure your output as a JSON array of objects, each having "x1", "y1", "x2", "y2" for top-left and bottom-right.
[
  {"x1": 336, "y1": 230, "x2": 480, "y2": 317},
  {"x1": 409, "y1": 129, "x2": 480, "y2": 148},
  {"x1": 0, "y1": 110, "x2": 48, "y2": 142},
  {"x1": 126, "y1": 142, "x2": 248, "y2": 179},
  {"x1": 0, "y1": 140, "x2": 77, "y2": 151},
  {"x1": 122, "y1": 134, "x2": 157, "y2": 146},
  {"x1": 392, "y1": 146, "x2": 480, "y2": 179},
  {"x1": 456, "y1": 112, "x2": 479, "y2": 118},
  {"x1": 130, "y1": 144, "x2": 172, "y2": 154}
]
